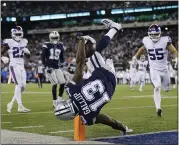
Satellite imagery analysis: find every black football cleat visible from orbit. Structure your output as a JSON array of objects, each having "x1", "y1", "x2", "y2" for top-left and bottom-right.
[{"x1": 157, "y1": 108, "x2": 162, "y2": 117}]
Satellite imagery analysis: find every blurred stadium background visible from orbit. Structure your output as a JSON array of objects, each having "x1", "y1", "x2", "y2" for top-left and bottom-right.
[{"x1": 1, "y1": 1, "x2": 178, "y2": 83}]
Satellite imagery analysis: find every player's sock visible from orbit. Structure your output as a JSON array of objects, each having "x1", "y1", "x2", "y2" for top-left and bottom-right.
[
  {"x1": 52, "y1": 84, "x2": 57, "y2": 100},
  {"x1": 53, "y1": 100, "x2": 56, "y2": 107},
  {"x1": 11, "y1": 96, "x2": 16, "y2": 103},
  {"x1": 59, "y1": 83, "x2": 64, "y2": 98},
  {"x1": 154, "y1": 87, "x2": 161, "y2": 110},
  {"x1": 14, "y1": 85, "x2": 22, "y2": 104},
  {"x1": 140, "y1": 81, "x2": 144, "y2": 90},
  {"x1": 57, "y1": 96, "x2": 62, "y2": 102}
]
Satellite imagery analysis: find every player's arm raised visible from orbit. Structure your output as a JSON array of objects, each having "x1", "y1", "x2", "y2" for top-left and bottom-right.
[
  {"x1": 167, "y1": 44, "x2": 178, "y2": 59},
  {"x1": 72, "y1": 38, "x2": 86, "y2": 83},
  {"x1": 132, "y1": 46, "x2": 145, "y2": 62}
]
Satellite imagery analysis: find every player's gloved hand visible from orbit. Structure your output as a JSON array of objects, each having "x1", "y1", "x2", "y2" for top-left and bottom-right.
[
  {"x1": 1, "y1": 56, "x2": 9, "y2": 64},
  {"x1": 132, "y1": 56, "x2": 137, "y2": 63},
  {"x1": 46, "y1": 67, "x2": 52, "y2": 73},
  {"x1": 59, "y1": 63, "x2": 64, "y2": 68},
  {"x1": 101, "y1": 19, "x2": 122, "y2": 31},
  {"x1": 23, "y1": 48, "x2": 31, "y2": 55},
  {"x1": 80, "y1": 35, "x2": 96, "y2": 44},
  {"x1": 174, "y1": 57, "x2": 178, "y2": 64}
]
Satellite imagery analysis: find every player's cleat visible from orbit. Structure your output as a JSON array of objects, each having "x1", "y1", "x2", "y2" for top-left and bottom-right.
[
  {"x1": 139, "y1": 88, "x2": 143, "y2": 92},
  {"x1": 130, "y1": 87, "x2": 134, "y2": 90},
  {"x1": 121, "y1": 126, "x2": 133, "y2": 136},
  {"x1": 101, "y1": 19, "x2": 122, "y2": 31},
  {"x1": 7, "y1": 102, "x2": 13, "y2": 113},
  {"x1": 157, "y1": 108, "x2": 162, "y2": 117},
  {"x1": 18, "y1": 106, "x2": 31, "y2": 113}
]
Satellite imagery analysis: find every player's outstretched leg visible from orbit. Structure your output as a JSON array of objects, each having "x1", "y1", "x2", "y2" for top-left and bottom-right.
[
  {"x1": 154, "y1": 87, "x2": 162, "y2": 117},
  {"x1": 95, "y1": 114, "x2": 133, "y2": 135},
  {"x1": 58, "y1": 83, "x2": 65, "y2": 102}
]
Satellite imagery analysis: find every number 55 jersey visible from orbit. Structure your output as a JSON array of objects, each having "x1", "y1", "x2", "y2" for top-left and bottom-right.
[
  {"x1": 142, "y1": 36, "x2": 171, "y2": 71},
  {"x1": 3, "y1": 38, "x2": 28, "y2": 66}
]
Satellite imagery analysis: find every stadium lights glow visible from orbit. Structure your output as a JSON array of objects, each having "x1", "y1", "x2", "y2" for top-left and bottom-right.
[
  {"x1": 11, "y1": 17, "x2": 16, "y2": 22},
  {"x1": 111, "y1": 9, "x2": 123, "y2": 14},
  {"x1": 6, "y1": 17, "x2": 10, "y2": 22},
  {"x1": 50, "y1": 14, "x2": 66, "y2": 19},
  {"x1": 101, "y1": 10, "x2": 105, "y2": 15},
  {"x1": 67, "y1": 12, "x2": 90, "y2": 17},
  {"x1": 3, "y1": 3, "x2": 6, "y2": 6}
]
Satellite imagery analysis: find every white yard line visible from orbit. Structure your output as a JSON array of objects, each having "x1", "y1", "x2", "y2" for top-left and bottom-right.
[
  {"x1": 13, "y1": 125, "x2": 44, "y2": 129},
  {"x1": 103, "y1": 104, "x2": 177, "y2": 110},
  {"x1": 1, "y1": 122, "x2": 12, "y2": 124},
  {"x1": 1, "y1": 92, "x2": 51, "y2": 94},
  {"x1": 1, "y1": 95, "x2": 177, "y2": 104},
  {"x1": 2, "y1": 104, "x2": 177, "y2": 116},
  {"x1": 49, "y1": 130, "x2": 74, "y2": 134}
]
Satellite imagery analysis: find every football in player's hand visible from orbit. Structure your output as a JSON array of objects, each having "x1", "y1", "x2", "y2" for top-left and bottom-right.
[{"x1": 85, "y1": 40, "x2": 96, "y2": 58}]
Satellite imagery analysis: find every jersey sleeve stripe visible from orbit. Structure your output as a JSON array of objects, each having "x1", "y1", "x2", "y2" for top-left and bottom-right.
[
  {"x1": 90, "y1": 56, "x2": 97, "y2": 69},
  {"x1": 94, "y1": 53, "x2": 101, "y2": 67}
]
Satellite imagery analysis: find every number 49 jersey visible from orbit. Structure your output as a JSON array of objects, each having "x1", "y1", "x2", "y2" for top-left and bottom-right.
[
  {"x1": 3, "y1": 38, "x2": 28, "y2": 66},
  {"x1": 142, "y1": 36, "x2": 171, "y2": 71}
]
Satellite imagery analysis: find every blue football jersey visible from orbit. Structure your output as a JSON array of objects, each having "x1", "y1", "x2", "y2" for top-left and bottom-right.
[
  {"x1": 42, "y1": 42, "x2": 64, "y2": 69},
  {"x1": 65, "y1": 67, "x2": 116, "y2": 125}
]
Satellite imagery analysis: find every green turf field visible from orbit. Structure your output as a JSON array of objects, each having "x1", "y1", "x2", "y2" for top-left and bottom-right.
[{"x1": 1, "y1": 83, "x2": 177, "y2": 139}]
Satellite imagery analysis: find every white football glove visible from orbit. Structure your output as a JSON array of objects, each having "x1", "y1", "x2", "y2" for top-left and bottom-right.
[
  {"x1": 132, "y1": 56, "x2": 137, "y2": 63},
  {"x1": 80, "y1": 35, "x2": 96, "y2": 44},
  {"x1": 1, "y1": 56, "x2": 9, "y2": 64},
  {"x1": 101, "y1": 19, "x2": 122, "y2": 31},
  {"x1": 23, "y1": 48, "x2": 31, "y2": 55}
]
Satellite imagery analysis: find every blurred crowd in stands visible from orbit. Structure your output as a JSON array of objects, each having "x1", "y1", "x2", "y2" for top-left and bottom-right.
[{"x1": 2, "y1": 1, "x2": 177, "y2": 17}]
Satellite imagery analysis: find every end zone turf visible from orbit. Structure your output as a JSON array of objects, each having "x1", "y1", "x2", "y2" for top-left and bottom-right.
[{"x1": 94, "y1": 130, "x2": 178, "y2": 144}]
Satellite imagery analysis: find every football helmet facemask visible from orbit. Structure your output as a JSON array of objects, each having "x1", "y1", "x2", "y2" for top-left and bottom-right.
[
  {"x1": 140, "y1": 55, "x2": 145, "y2": 62},
  {"x1": 49, "y1": 31, "x2": 60, "y2": 44},
  {"x1": 55, "y1": 99, "x2": 76, "y2": 120},
  {"x1": 11, "y1": 26, "x2": 23, "y2": 42},
  {"x1": 148, "y1": 24, "x2": 161, "y2": 42}
]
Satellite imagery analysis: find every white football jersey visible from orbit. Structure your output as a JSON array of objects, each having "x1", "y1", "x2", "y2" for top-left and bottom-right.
[
  {"x1": 142, "y1": 36, "x2": 171, "y2": 71},
  {"x1": 138, "y1": 60, "x2": 148, "y2": 72},
  {"x1": 129, "y1": 61, "x2": 137, "y2": 73},
  {"x1": 3, "y1": 38, "x2": 28, "y2": 66}
]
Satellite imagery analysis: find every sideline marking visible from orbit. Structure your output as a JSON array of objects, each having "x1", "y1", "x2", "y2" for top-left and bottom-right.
[{"x1": 49, "y1": 130, "x2": 74, "y2": 134}]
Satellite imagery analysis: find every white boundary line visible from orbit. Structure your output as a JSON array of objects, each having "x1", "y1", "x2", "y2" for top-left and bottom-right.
[
  {"x1": 91, "y1": 130, "x2": 178, "y2": 140},
  {"x1": 13, "y1": 125, "x2": 44, "y2": 129},
  {"x1": 49, "y1": 130, "x2": 74, "y2": 134},
  {"x1": 1, "y1": 122, "x2": 12, "y2": 124},
  {"x1": 1, "y1": 104, "x2": 177, "y2": 116}
]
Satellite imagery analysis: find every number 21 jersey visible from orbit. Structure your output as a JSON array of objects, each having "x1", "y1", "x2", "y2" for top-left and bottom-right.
[
  {"x1": 3, "y1": 38, "x2": 28, "y2": 66},
  {"x1": 142, "y1": 36, "x2": 171, "y2": 71}
]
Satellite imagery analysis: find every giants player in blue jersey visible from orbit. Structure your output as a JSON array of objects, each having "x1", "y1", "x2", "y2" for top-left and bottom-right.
[{"x1": 54, "y1": 19, "x2": 132, "y2": 134}]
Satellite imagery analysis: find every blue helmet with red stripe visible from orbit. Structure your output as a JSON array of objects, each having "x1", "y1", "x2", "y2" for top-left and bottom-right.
[{"x1": 148, "y1": 24, "x2": 161, "y2": 42}]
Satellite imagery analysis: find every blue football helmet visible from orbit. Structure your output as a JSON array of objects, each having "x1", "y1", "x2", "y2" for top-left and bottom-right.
[{"x1": 148, "y1": 24, "x2": 161, "y2": 42}]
